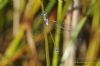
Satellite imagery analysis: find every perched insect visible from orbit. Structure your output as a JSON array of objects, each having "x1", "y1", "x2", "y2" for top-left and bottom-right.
[
  {"x1": 41, "y1": 12, "x2": 66, "y2": 32},
  {"x1": 41, "y1": 12, "x2": 71, "y2": 54}
]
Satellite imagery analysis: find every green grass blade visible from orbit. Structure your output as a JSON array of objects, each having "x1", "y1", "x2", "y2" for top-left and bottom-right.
[{"x1": 52, "y1": 0, "x2": 63, "y2": 66}]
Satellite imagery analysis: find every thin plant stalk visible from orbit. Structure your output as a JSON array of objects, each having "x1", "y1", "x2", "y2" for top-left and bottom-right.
[
  {"x1": 63, "y1": 5, "x2": 72, "y2": 51},
  {"x1": 26, "y1": 26, "x2": 41, "y2": 66},
  {"x1": 2, "y1": 0, "x2": 41, "y2": 65},
  {"x1": 67, "y1": 0, "x2": 80, "y2": 66},
  {"x1": 60, "y1": 0, "x2": 96, "y2": 65},
  {"x1": 23, "y1": 0, "x2": 42, "y2": 65},
  {"x1": 41, "y1": 0, "x2": 50, "y2": 66},
  {"x1": 63, "y1": 4, "x2": 73, "y2": 66},
  {"x1": 2, "y1": 25, "x2": 25, "y2": 66},
  {"x1": 13, "y1": 0, "x2": 20, "y2": 36},
  {"x1": 44, "y1": 26, "x2": 50, "y2": 66},
  {"x1": 72, "y1": 0, "x2": 80, "y2": 31},
  {"x1": 62, "y1": 0, "x2": 71, "y2": 52},
  {"x1": 63, "y1": 0, "x2": 80, "y2": 66},
  {"x1": 13, "y1": 0, "x2": 25, "y2": 36},
  {"x1": 52, "y1": 0, "x2": 63, "y2": 66},
  {"x1": 60, "y1": 15, "x2": 87, "y2": 66},
  {"x1": 52, "y1": 0, "x2": 71, "y2": 66}
]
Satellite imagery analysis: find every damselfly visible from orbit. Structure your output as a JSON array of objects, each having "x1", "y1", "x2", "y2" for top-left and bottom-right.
[
  {"x1": 41, "y1": 12, "x2": 68, "y2": 32},
  {"x1": 40, "y1": 12, "x2": 72, "y2": 54}
]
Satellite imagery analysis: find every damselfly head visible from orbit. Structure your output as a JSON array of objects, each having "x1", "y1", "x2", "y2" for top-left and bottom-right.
[{"x1": 41, "y1": 12, "x2": 47, "y2": 17}]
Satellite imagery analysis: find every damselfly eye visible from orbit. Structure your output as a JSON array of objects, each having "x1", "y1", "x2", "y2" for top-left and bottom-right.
[{"x1": 41, "y1": 12, "x2": 47, "y2": 16}]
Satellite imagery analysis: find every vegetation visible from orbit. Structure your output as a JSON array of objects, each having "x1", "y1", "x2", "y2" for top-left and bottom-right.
[{"x1": 0, "y1": 0, "x2": 100, "y2": 66}]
